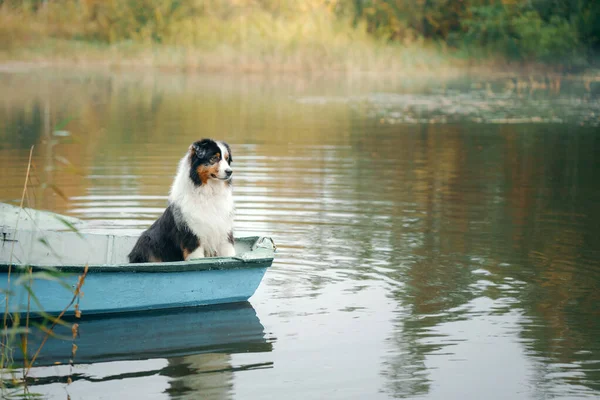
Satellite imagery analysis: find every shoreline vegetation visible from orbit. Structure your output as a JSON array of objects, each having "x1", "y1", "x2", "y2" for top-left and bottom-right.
[{"x1": 0, "y1": 1, "x2": 599, "y2": 77}]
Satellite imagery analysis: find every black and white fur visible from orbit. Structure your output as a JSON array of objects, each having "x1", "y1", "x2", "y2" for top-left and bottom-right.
[{"x1": 128, "y1": 139, "x2": 235, "y2": 263}]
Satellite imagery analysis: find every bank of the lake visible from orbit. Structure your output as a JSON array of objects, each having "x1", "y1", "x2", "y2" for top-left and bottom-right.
[{"x1": 1, "y1": 1, "x2": 599, "y2": 76}]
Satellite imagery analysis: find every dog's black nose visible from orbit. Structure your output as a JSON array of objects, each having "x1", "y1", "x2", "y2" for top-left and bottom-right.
[{"x1": 225, "y1": 169, "x2": 233, "y2": 177}]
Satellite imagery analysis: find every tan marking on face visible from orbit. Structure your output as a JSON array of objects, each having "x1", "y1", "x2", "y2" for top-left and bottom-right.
[
  {"x1": 183, "y1": 248, "x2": 190, "y2": 260},
  {"x1": 148, "y1": 255, "x2": 162, "y2": 263},
  {"x1": 196, "y1": 164, "x2": 220, "y2": 184}
]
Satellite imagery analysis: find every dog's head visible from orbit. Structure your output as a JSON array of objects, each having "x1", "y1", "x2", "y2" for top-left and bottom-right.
[{"x1": 188, "y1": 139, "x2": 233, "y2": 186}]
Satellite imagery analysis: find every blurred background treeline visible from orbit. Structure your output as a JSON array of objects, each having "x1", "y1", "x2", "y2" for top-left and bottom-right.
[{"x1": 0, "y1": 0, "x2": 599, "y2": 72}]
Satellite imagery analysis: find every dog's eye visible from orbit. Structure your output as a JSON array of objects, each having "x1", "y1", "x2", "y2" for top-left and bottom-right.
[{"x1": 210, "y1": 155, "x2": 219, "y2": 164}]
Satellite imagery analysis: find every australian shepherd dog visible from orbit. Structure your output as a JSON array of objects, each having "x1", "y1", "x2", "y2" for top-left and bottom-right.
[{"x1": 128, "y1": 139, "x2": 235, "y2": 263}]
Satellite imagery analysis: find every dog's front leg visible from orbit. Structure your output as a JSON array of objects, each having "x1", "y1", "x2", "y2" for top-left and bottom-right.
[
  {"x1": 186, "y1": 246, "x2": 205, "y2": 260},
  {"x1": 218, "y1": 242, "x2": 236, "y2": 257}
]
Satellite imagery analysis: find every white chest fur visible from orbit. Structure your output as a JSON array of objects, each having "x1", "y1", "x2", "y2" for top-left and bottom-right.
[{"x1": 169, "y1": 156, "x2": 235, "y2": 255}]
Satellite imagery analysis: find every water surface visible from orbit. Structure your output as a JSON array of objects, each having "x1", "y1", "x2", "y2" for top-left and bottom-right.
[{"x1": 1, "y1": 70, "x2": 599, "y2": 399}]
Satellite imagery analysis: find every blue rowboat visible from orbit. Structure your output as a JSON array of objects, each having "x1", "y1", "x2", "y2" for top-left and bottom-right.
[
  {"x1": 0, "y1": 205, "x2": 275, "y2": 316},
  {"x1": 12, "y1": 302, "x2": 272, "y2": 366}
]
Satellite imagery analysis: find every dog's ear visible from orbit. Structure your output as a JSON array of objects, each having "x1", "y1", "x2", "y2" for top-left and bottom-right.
[{"x1": 190, "y1": 140, "x2": 209, "y2": 159}]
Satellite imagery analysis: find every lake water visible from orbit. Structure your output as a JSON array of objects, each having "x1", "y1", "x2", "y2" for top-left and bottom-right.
[{"x1": 1, "y1": 70, "x2": 599, "y2": 399}]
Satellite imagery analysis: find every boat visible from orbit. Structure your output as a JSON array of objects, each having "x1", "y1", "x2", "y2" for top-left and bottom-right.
[
  {"x1": 12, "y1": 302, "x2": 273, "y2": 366},
  {"x1": 0, "y1": 204, "x2": 275, "y2": 316}
]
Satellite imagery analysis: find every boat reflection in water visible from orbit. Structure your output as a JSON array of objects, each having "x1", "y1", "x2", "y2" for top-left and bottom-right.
[{"x1": 12, "y1": 302, "x2": 274, "y2": 399}]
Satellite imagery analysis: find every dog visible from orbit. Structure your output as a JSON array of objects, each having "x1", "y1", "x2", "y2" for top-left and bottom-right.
[{"x1": 128, "y1": 139, "x2": 236, "y2": 263}]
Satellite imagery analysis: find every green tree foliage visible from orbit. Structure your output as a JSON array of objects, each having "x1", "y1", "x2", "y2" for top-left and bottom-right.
[
  {"x1": 0, "y1": 0, "x2": 598, "y2": 65},
  {"x1": 348, "y1": 0, "x2": 599, "y2": 63},
  {"x1": 81, "y1": 0, "x2": 206, "y2": 43}
]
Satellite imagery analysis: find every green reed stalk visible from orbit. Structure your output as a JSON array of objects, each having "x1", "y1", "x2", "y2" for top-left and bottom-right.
[{"x1": 1, "y1": 145, "x2": 34, "y2": 372}]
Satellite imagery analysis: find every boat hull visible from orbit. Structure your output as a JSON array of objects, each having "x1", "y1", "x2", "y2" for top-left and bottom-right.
[{"x1": 1, "y1": 263, "x2": 269, "y2": 316}]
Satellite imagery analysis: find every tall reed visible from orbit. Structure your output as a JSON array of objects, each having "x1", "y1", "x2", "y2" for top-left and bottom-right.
[{"x1": 0, "y1": 117, "x2": 87, "y2": 399}]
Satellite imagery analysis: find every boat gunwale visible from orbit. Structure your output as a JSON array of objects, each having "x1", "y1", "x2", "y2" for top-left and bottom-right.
[
  {"x1": 0, "y1": 258, "x2": 273, "y2": 274},
  {"x1": 0, "y1": 236, "x2": 275, "y2": 274}
]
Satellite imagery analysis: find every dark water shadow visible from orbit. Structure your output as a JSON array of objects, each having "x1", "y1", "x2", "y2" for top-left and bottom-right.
[{"x1": 13, "y1": 302, "x2": 273, "y2": 366}]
